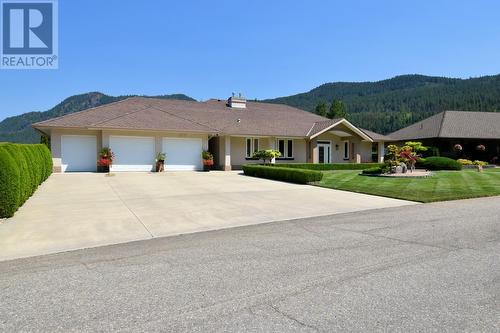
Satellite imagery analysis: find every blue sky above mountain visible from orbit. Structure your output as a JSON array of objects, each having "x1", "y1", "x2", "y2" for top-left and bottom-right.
[{"x1": 1, "y1": 0, "x2": 500, "y2": 119}]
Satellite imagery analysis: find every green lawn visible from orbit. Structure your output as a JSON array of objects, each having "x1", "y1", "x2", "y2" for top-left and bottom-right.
[{"x1": 317, "y1": 169, "x2": 500, "y2": 202}]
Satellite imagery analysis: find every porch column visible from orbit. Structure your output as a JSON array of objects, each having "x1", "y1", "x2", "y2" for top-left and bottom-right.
[
  {"x1": 377, "y1": 142, "x2": 385, "y2": 163},
  {"x1": 224, "y1": 136, "x2": 231, "y2": 171},
  {"x1": 312, "y1": 139, "x2": 318, "y2": 163},
  {"x1": 269, "y1": 137, "x2": 276, "y2": 164}
]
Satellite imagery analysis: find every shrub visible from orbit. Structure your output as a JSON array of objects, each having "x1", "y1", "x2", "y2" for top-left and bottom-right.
[
  {"x1": 252, "y1": 149, "x2": 281, "y2": 164},
  {"x1": 242, "y1": 165, "x2": 323, "y2": 184},
  {"x1": 0, "y1": 143, "x2": 52, "y2": 218},
  {"x1": 473, "y1": 160, "x2": 488, "y2": 167},
  {"x1": 0, "y1": 146, "x2": 20, "y2": 217},
  {"x1": 362, "y1": 167, "x2": 383, "y2": 175},
  {"x1": 457, "y1": 159, "x2": 473, "y2": 165},
  {"x1": 418, "y1": 157, "x2": 462, "y2": 171},
  {"x1": 275, "y1": 163, "x2": 384, "y2": 171}
]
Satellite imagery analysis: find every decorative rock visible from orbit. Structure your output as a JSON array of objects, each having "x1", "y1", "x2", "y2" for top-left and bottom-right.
[{"x1": 400, "y1": 162, "x2": 408, "y2": 174}]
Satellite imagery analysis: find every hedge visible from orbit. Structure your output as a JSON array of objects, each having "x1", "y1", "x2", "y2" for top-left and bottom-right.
[
  {"x1": 274, "y1": 163, "x2": 384, "y2": 171},
  {"x1": 417, "y1": 157, "x2": 462, "y2": 171},
  {"x1": 0, "y1": 143, "x2": 52, "y2": 218},
  {"x1": 242, "y1": 165, "x2": 323, "y2": 184},
  {"x1": 362, "y1": 167, "x2": 383, "y2": 175}
]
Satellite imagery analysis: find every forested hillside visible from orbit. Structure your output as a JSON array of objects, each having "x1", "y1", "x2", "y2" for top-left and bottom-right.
[
  {"x1": 0, "y1": 92, "x2": 195, "y2": 143},
  {"x1": 264, "y1": 74, "x2": 500, "y2": 134},
  {"x1": 2, "y1": 74, "x2": 500, "y2": 143}
]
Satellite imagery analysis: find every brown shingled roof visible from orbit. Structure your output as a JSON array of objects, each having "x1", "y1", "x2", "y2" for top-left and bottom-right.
[
  {"x1": 33, "y1": 96, "x2": 390, "y2": 140},
  {"x1": 389, "y1": 111, "x2": 500, "y2": 140},
  {"x1": 360, "y1": 128, "x2": 394, "y2": 142},
  {"x1": 33, "y1": 97, "x2": 329, "y2": 137},
  {"x1": 308, "y1": 119, "x2": 342, "y2": 137}
]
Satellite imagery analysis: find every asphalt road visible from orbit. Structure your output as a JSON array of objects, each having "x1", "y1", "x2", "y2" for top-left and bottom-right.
[{"x1": 1, "y1": 196, "x2": 499, "y2": 332}]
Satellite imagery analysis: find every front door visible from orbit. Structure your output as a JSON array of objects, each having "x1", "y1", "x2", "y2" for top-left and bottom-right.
[{"x1": 317, "y1": 142, "x2": 331, "y2": 164}]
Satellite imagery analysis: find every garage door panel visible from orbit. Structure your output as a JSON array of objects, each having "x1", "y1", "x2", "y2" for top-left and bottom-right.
[
  {"x1": 110, "y1": 136, "x2": 155, "y2": 172},
  {"x1": 61, "y1": 135, "x2": 97, "y2": 172},
  {"x1": 162, "y1": 138, "x2": 202, "y2": 171}
]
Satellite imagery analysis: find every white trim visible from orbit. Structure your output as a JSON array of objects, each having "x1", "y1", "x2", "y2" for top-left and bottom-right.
[
  {"x1": 276, "y1": 138, "x2": 294, "y2": 158},
  {"x1": 343, "y1": 140, "x2": 350, "y2": 160},
  {"x1": 245, "y1": 137, "x2": 260, "y2": 158},
  {"x1": 305, "y1": 123, "x2": 316, "y2": 137},
  {"x1": 317, "y1": 140, "x2": 332, "y2": 164},
  {"x1": 309, "y1": 119, "x2": 373, "y2": 142}
]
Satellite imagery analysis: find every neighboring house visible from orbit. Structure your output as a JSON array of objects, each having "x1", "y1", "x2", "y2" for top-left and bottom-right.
[
  {"x1": 32, "y1": 96, "x2": 387, "y2": 172},
  {"x1": 389, "y1": 111, "x2": 500, "y2": 162}
]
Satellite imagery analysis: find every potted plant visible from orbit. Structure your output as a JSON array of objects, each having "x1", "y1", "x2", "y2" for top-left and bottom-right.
[
  {"x1": 202, "y1": 150, "x2": 214, "y2": 171},
  {"x1": 156, "y1": 152, "x2": 166, "y2": 172},
  {"x1": 97, "y1": 147, "x2": 114, "y2": 173},
  {"x1": 97, "y1": 158, "x2": 111, "y2": 173}
]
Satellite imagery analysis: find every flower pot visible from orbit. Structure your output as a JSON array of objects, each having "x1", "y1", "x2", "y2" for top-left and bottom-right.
[
  {"x1": 202, "y1": 159, "x2": 213, "y2": 171},
  {"x1": 97, "y1": 165, "x2": 109, "y2": 173},
  {"x1": 156, "y1": 160, "x2": 165, "y2": 172}
]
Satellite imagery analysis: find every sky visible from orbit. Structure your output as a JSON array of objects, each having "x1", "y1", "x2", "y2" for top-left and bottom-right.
[{"x1": 1, "y1": 0, "x2": 500, "y2": 120}]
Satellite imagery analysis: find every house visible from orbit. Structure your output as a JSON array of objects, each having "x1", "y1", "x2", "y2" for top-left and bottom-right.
[
  {"x1": 388, "y1": 111, "x2": 500, "y2": 162},
  {"x1": 32, "y1": 96, "x2": 388, "y2": 172}
]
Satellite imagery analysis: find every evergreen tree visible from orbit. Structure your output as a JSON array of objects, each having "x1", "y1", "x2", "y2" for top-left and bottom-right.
[
  {"x1": 328, "y1": 99, "x2": 347, "y2": 119},
  {"x1": 314, "y1": 101, "x2": 328, "y2": 117}
]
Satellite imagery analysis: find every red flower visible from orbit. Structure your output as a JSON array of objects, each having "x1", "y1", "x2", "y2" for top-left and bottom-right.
[
  {"x1": 97, "y1": 158, "x2": 111, "y2": 167},
  {"x1": 203, "y1": 159, "x2": 214, "y2": 166}
]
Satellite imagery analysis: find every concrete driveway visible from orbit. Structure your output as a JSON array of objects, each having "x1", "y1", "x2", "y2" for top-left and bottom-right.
[{"x1": 0, "y1": 172, "x2": 415, "y2": 261}]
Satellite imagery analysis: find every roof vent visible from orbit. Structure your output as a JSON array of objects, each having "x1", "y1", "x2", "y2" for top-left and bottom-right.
[{"x1": 228, "y1": 92, "x2": 246, "y2": 109}]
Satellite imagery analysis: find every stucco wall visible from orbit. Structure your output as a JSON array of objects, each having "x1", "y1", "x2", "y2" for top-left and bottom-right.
[
  {"x1": 313, "y1": 128, "x2": 372, "y2": 163},
  {"x1": 229, "y1": 137, "x2": 307, "y2": 169}
]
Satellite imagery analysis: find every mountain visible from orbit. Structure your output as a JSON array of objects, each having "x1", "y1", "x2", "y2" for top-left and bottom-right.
[
  {"x1": 264, "y1": 74, "x2": 500, "y2": 134},
  {"x1": 3, "y1": 74, "x2": 500, "y2": 143},
  {"x1": 0, "y1": 92, "x2": 195, "y2": 143}
]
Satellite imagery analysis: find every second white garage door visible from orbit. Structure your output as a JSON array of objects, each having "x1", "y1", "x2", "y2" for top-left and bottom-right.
[
  {"x1": 162, "y1": 138, "x2": 202, "y2": 171},
  {"x1": 110, "y1": 136, "x2": 155, "y2": 172}
]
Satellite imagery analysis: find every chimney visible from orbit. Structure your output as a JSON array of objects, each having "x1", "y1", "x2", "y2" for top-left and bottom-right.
[{"x1": 228, "y1": 92, "x2": 246, "y2": 109}]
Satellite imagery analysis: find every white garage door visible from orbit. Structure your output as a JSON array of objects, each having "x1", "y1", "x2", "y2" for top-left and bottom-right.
[
  {"x1": 162, "y1": 138, "x2": 202, "y2": 171},
  {"x1": 61, "y1": 135, "x2": 97, "y2": 172},
  {"x1": 110, "y1": 136, "x2": 155, "y2": 172}
]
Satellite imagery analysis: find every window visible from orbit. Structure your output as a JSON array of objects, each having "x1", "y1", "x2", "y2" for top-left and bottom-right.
[
  {"x1": 276, "y1": 138, "x2": 293, "y2": 158},
  {"x1": 245, "y1": 138, "x2": 259, "y2": 158},
  {"x1": 343, "y1": 140, "x2": 350, "y2": 160},
  {"x1": 246, "y1": 138, "x2": 252, "y2": 157}
]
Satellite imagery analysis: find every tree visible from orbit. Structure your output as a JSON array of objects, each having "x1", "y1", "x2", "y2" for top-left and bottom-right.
[
  {"x1": 314, "y1": 101, "x2": 328, "y2": 117},
  {"x1": 328, "y1": 99, "x2": 347, "y2": 119},
  {"x1": 252, "y1": 149, "x2": 281, "y2": 164},
  {"x1": 404, "y1": 141, "x2": 428, "y2": 153}
]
